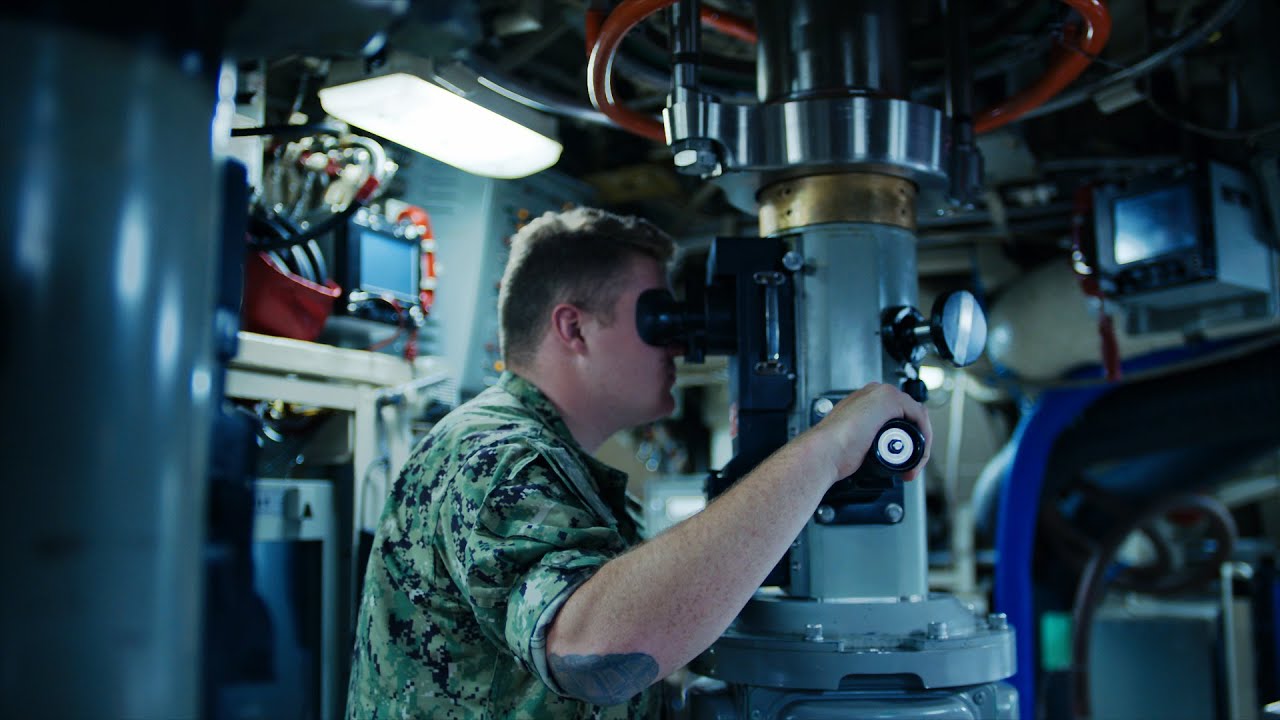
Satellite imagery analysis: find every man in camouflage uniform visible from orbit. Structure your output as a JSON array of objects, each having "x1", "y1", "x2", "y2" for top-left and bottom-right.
[{"x1": 347, "y1": 207, "x2": 933, "y2": 718}]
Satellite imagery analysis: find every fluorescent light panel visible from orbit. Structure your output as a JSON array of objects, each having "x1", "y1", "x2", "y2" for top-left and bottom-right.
[{"x1": 318, "y1": 73, "x2": 563, "y2": 180}]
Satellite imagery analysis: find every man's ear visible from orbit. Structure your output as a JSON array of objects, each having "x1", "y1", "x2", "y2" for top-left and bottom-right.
[{"x1": 549, "y1": 303, "x2": 588, "y2": 354}]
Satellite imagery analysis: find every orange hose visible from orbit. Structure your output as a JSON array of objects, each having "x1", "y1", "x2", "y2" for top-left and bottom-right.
[
  {"x1": 588, "y1": 0, "x2": 757, "y2": 141},
  {"x1": 590, "y1": 0, "x2": 1104, "y2": 141},
  {"x1": 975, "y1": 0, "x2": 1111, "y2": 133},
  {"x1": 588, "y1": 0, "x2": 675, "y2": 141},
  {"x1": 585, "y1": 7, "x2": 606, "y2": 57},
  {"x1": 701, "y1": 7, "x2": 756, "y2": 43},
  {"x1": 585, "y1": 2, "x2": 756, "y2": 53}
]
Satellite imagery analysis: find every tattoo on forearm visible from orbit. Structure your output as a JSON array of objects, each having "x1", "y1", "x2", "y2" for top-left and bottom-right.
[{"x1": 548, "y1": 652, "x2": 659, "y2": 705}]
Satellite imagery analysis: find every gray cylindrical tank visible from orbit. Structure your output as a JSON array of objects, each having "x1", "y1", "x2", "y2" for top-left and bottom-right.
[{"x1": 755, "y1": 0, "x2": 909, "y2": 102}]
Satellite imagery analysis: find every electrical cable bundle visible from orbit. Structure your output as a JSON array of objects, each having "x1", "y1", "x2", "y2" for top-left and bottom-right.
[{"x1": 248, "y1": 128, "x2": 394, "y2": 253}]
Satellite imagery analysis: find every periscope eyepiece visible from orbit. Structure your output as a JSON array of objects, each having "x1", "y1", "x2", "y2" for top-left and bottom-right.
[{"x1": 636, "y1": 288, "x2": 693, "y2": 348}]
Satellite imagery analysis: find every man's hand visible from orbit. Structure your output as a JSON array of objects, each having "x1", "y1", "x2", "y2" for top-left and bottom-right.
[
  {"x1": 544, "y1": 381, "x2": 931, "y2": 700},
  {"x1": 805, "y1": 382, "x2": 933, "y2": 483}
]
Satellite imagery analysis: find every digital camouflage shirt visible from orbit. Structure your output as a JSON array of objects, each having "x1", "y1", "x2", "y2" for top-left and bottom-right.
[{"x1": 346, "y1": 372, "x2": 660, "y2": 719}]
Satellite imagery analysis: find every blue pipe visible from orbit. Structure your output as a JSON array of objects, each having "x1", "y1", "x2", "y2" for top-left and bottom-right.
[
  {"x1": 994, "y1": 333, "x2": 1273, "y2": 709},
  {"x1": 995, "y1": 385, "x2": 1112, "y2": 709}
]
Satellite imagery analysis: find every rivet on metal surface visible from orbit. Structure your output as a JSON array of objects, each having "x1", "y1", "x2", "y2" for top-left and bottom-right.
[
  {"x1": 927, "y1": 621, "x2": 950, "y2": 640},
  {"x1": 782, "y1": 251, "x2": 805, "y2": 272},
  {"x1": 884, "y1": 503, "x2": 905, "y2": 523},
  {"x1": 815, "y1": 505, "x2": 835, "y2": 523},
  {"x1": 804, "y1": 623, "x2": 824, "y2": 642},
  {"x1": 987, "y1": 612, "x2": 1009, "y2": 631},
  {"x1": 814, "y1": 397, "x2": 835, "y2": 416}
]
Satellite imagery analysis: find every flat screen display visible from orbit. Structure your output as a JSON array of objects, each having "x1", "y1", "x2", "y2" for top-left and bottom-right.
[
  {"x1": 358, "y1": 229, "x2": 418, "y2": 301},
  {"x1": 1112, "y1": 184, "x2": 1199, "y2": 265}
]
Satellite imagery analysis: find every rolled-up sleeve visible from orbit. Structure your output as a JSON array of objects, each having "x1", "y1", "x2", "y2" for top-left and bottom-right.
[{"x1": 447, "y1": 452, "x2": 627, "y2": 695}]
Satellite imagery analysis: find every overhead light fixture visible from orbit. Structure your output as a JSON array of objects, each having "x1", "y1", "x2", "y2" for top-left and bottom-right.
[{"x1": 318, "y1": 55, "x2": 563, "y2": 179}]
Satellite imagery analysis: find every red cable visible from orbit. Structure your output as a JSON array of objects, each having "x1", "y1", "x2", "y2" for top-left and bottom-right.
[
  {"x1": 586, "y1": 6, "x2": 606, "y2": 57},
  {"x1": 366, "y1": 299, "x2": 406, "y2": 353},
  {"x1": 397, "y1": 205, "x2": 438, "y2": 317},
  {"x1": 588, "y1": 0, "x2": 672, "y2": 141},
  {"x1": 585, "y1": 2, "x2": 755, "y2": 54},
  {"x1": 1097, "y1": 314, "x2": 1121, "y2": 381},
  {"x1": 354, "y1": 176, "x2": 381, "y2": 203},
  {"x1": 396, "y1": 206, "x2": 431, "y2": 232},
  {"x1": 589, "y1": 0, "x2": 1106, "y2": 142},
  {"x1": 976, "y1": 0, "x2": 1111, "y2": 133},
  {"x1": 700, "y1": 7, "x2": 756, "y2": 43},
  {"x1": 1070, "y1": 185, "x2": 1122, "y2": 381},
  {"x1": 588, "y1": 0, "x2": 756, "y2": 141}
]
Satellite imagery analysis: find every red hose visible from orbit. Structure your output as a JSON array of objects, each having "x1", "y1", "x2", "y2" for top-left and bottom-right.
[
  {"x1": 585, "y1": 6, "x2": 606, "y2": 58},
  {"x1": 1070, "y1": 185, "x2": 1122, "y2": 381},
  {"x1": 700, "y1": 7, "x2": 756, "y2": 43},
  {"x1": 588, "y1": 0, "x2": 674, "y2": 141},
  {"x1": 585, "y1": 2, "x2": 756, "y2": 52},
  {"x1": 588, "y1": 0, "x2": 756, "y2": 142},
  {"x1": 975, "y1": 0, "x2": 1111, "y2": 134},
  {"x1": 397, "y1": 205, "x2": 438, "y2": 317},
  {"x1": 591, "y1": 0, "x2": 1106, "y2": 141}
]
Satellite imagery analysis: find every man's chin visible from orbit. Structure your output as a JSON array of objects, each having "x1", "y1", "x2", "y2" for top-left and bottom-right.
[{"x1": 656, "y1": 393, "x2": 677, "y2": 419}]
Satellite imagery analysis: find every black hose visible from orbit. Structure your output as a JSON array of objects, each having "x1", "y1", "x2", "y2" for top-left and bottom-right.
[
  {"x1": 1070, "y1": 493, "x2": 1237, "y2": 719},
  {"x1": 230, "y1": 123, "x2": 344, "y2": 138},
  {"x1": 1021, "y1": 0, "x2": 1248, "y2": 122},
  {"x1": 247, "y1": 200, "x2": 363, "y2": 251}
]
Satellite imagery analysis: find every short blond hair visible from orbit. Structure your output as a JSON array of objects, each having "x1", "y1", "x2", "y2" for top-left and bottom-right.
[{"x1": 499, "y1": 207, "x2": 675, "y2": 369}]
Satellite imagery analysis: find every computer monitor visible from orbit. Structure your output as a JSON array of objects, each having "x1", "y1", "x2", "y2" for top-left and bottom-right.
[
  {"x1": 332, "y1": 210, "x2": 422, "y2": 324},
  {"x1": 1111, "y1": 183, "x2": 1201, "y2": 267},
  {"x1": 351, "y1": 224, "x2": 419, "y2": 304},
  {"x1": 1092, "y1": 162, "x2": 1277, "y2": 333}
]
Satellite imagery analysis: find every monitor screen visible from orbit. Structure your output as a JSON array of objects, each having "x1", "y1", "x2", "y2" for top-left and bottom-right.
[
  {"x1": 1112, "y1": 184, "x2": 1199, "y2": 265},
  {"x1": 357, "y1": 229, "x2": 418, "y2": 301}
]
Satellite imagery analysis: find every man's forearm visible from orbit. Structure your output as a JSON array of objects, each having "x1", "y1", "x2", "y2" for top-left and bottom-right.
[{"x1": 545, "y1": 431, "x2": 837, "y2": 701}]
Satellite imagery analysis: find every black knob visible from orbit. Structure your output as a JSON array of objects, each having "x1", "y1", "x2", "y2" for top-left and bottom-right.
[
  {"x1": 881, "y1": 306, "x2": 929, "y2": 365},
  {"x1": 901, "y1": 378, "x2": 928, "y2": 403},
  {"x1": 865, "y1": 419, "x2": 926, "y2": 477},
  {"x1": 882, "y1": 290, "x2": 987, "y2": 369}
]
